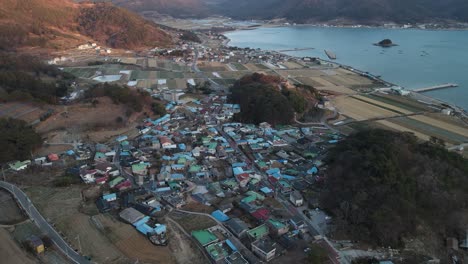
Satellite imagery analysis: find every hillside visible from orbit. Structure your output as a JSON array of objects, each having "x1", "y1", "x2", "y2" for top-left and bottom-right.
[
  {"x1": 320, "y1": 129, "x2": 468, "y2": 253},
  {"x1": 0, "y1": 0, "x2": 172, "y2": 50},
  {"x1": 113, "y1": 0, "x2": 468, "y2": 24}
]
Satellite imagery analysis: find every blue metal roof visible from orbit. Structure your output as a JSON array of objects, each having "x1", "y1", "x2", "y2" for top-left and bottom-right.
[{"x1": 211, "y1": 210, "x2": 230, "y2": 222}]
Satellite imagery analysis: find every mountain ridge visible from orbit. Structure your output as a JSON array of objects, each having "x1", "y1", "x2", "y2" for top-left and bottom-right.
[
  {"x1": 111, "y1": 0, "x2": 468, "y2": 24},
  {"x1": 0, "y1": 0, "x2": 172, "y2": 51}
]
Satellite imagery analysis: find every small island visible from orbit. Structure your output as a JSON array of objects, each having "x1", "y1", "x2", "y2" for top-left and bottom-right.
[{"x1": 374, "y1": 39, "x2": 398, "y2": 47}]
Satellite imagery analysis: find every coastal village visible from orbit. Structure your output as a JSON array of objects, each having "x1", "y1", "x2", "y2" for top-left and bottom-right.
[{"x1": 1, "y1": 24, "x2": 468, "y2": 264}]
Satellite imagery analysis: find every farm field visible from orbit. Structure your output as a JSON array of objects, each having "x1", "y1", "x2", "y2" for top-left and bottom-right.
[
  {"x1": 332, "y1": 96, "x2": 399, "y2": 121},
  {"x1": 408, "y1": 114, "x2": 468, "y2": 138},
  {"x1": 0, "y1": 102, "x2": 45, "y2": 124},
  {"x1": 0, "y1": 228, "x2": 36, "y2": 264}
]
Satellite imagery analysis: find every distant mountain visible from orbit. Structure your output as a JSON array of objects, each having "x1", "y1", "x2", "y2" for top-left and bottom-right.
[
  {"x1": 111, "y1": 0, "x2": 209, "y2": 17},
  {"x1": 112, "y1": 0, "x2": 468, "y2": 24},
  {"x1": 213, "y1": 0, "x2": 468, "y2": 24},
  {"x1": 0, "y1": 0, "x2": 172, "y2": 50}
]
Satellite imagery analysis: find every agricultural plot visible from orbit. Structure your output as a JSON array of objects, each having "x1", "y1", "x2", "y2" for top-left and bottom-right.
[
  {"x1": 375, "y1": 120, "x2": 431, "y2": 141},
  {"x1": 130, "y1": 70, "x2": 151, "y2": 80},
  {"x1": 119, "y1": 58, "x2": 138, "y2": 64},
  {"x1": 63, "y1": 67, "x2": 98, "y2": 78},
  {"x1": 352, "y1": 95, "x2": 413, "y2": 115},
  {"x1": 230, "y1": 62, "x2": 248, "y2": 71},
  {"x1": 136, "y1": 79, "x2": 158, "y2": 89},
  {"x1": 175, "y1": 78, "x2": 188, "y2": 89},
  {"x1": 282, "y1": 61, "x2": 304, "y2": 69},
  {"x1": 332, "y1": 96, "x2": 398, "y2": 121},
  {"x1": 167, "y1": 79, "x2": 178, "y2": 89},
  {"x1": 214, "y1": 79, "x2": 237, "y2": 86},
  {"x1": 363, "y1": 94, "x2": 429, "y2": 113},
  {"x1": 391, "y1": 117, "x2": 468, "y2": 144},
  {"x1": 219, "y1": 71, "x2": 250, "y2": 79},
  {"x1": 0, "y1": 103, "x2": 43, "y2": 123},
  {"x1": 408, "y1": 115, "x2": 468, "y2": 138}
]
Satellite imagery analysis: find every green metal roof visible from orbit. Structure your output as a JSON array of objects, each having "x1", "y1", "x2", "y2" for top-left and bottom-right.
[
  {"x1": 189, "y1": 165, "x2": 201, "y2": 173},
  {"x1": 268, "y1": 219, "x2": 285, "y2": 229},
  {"x1": 132, "y1": 163, "x2": 147, "y2": 173},
  {"x1": 241, "y1": 195, "x2": 256, "y2": 204},
  {"x1": 246, "y1": 191, "x2": 265, "y2": 201},
  {"x1": 9, "y1": 161, "x2": 29, "y2": 170},
  {"x1": 205, "y1": 242, "x2": 229, "y2": 260},
  {"x1": 94, "y1": 152, "x2": 106, "y2": 159},
  {"x1": 222, "y1": 179, "x2": 238, "y2": 188},
  {"x1": 207, "y1": 142, "x2": 218, "y2": 150},
  {"x1": 109, "y1": 176, "x2": 124, "y2": 187},
  {"x1": 247, "y1": 224, "x2": 269, "y2": 240},
  {"x1": 191, "y1": 230, "x2": 218, "y2": 246}
]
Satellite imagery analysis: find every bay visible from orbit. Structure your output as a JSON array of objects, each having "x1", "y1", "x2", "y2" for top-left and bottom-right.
[{"x1": 225, "y1": 26, "x2": 468, "y2": 110}]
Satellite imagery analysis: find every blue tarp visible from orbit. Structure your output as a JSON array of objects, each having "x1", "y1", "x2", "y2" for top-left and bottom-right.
[
  {"x1": 307, "y1": 166, "x2": 318, "y2": 175},
  {"x1": 211, "y1": 210, "x2": 230, "y2": 222},
  {"x1": 232, "y1": 162, "x2": 247, "y2": 168},
  {"x1": 266, "y1": 168, "x2": 280, "y2": 175},
  {"x1": 226, "y1": 239, "x2": 238, "y2": 251},
  {"x1": 260, "y1": 187, "x2": 273, "y2": 194},
  {"x1": 233, "y1": 167, "x2": 244, "y2": 175},
  {"x1": 102, "y1": 193, "x2": 116, "y2": 201}
]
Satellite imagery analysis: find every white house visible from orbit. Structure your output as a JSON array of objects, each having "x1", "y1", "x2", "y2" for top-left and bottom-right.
[{"x1": 289, "y1": 191, "x2": 304, "y2": 207}]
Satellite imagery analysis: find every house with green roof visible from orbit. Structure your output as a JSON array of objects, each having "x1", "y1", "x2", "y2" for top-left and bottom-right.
[
  {"x1": 222, "y1": 178, "x2": 239, "y2": 190},
  {"x1": 267, "y1": 219, "x2": 289, "y2": 236},
  {"x1": 132, "y1": 163, "x2": 149, "y2": 176},
  {"x1": 245, "y1": 191, "x2": 265, "y2": 201},
  {"x1": 94, "y1": 152, "x2": 107, "y2": 162},
  {"x1": 246, "y1": 224, "x2": 269, "y2": 242},
  {"x1": 109, "y1": 176, "x2": 125, "y2": 188},
  {"x1": 8, "y1": 160, "x2": 30, "y2": 171},
  {"x1": 191, "y1": 230, "x2": 218, "y2": 246},
  {"x1": 207, "y1": 142, "x2": 218, "y2": 154},
  {"x1": 241, "y1": 195, "x2": 257, "y2": 204},
  {"x1": 205, "y1": 242, "x2": 230, "y2": 262},
  {"x1": 189, "y1": 165, "x2": 201, "y2": 173}
]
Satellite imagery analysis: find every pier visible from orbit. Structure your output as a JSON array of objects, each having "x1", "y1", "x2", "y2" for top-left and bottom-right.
[
  {"x1": 413, "y1": 83, "x2": 458, "y2": 92},
  {"x1": 278, "y1": 47, "x2": 315, "y2": 52},
  {"x1": 324, "y1": 50, "x2": 336, "y2": 60}
]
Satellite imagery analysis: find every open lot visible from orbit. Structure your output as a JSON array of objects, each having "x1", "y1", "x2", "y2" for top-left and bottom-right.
[
  {"x1": 25, "y1": 186, "x2": 127, "y2": 264},
  {"x1": 169, "y1": 211, "x2": 217, "y2": 232},
  {"x1": 0, "y1": 190, "x2": 26, "y2": 225}
]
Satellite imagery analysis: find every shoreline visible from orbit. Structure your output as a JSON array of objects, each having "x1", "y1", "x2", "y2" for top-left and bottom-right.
[{"x1": 220, "y1": 29, "x2": 468, "y2": 115}]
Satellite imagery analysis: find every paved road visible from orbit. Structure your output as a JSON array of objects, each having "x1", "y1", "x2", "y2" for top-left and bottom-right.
[{"x1": 0, "y1": 181, "x2": 90, "y2": 264}]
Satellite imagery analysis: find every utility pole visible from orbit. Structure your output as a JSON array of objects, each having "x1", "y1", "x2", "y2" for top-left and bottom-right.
[
  {"x1": 2, "y1": 166, "x2": 5, "y2": 182},
  {"x1": 76, "y1": 235, "x2": 82, "y2": 253}
]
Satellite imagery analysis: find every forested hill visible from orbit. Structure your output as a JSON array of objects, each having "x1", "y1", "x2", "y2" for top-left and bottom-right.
[
  {"x1": 228, "y1": 73, "x2": 319, "y2": 126},
  {"x1": 0, "y1": 0, "x2": 172, "y2": 50},
  {"x1": 320, "y1": 129, "x2": 468, "y2": 249},
  {"x1": 112, "y1": 0, "x2": 468, "y2": 24}
]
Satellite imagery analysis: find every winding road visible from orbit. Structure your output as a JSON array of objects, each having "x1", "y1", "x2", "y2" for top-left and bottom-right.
[{"x1": 0, "y1": 181, "x2": 90, "y2": 264}]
